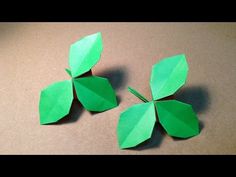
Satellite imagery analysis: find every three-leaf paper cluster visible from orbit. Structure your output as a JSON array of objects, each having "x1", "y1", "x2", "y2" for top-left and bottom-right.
[
  {"x1": 39, "y1": 32, "x2": 117, "y2": 124},
  {"x1": 117, "y1": 54, "x2": 200, "y2": 149}
]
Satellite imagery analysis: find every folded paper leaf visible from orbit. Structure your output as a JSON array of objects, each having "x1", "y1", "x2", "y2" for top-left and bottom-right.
[
  {"x1": 117, "y1": 102, "x2": 156, "y2": 149},
  {"x1": 117, "y1": 54, "x2": 200, "y2": 149},
  {"x1": 150, "y1": 54, "x2": 188, "y2": 100},
  {"x1": 73, "y1": 76, "x2": 117, "y2": 112},
  {"x1": 69, "y1": 32, "x2": 103, "y2": 78},
  {"x1": 156, "y1": 100, "x2": 199, "y2": 138},
  {"x1": 39, "y1": 80, "x2": 73, "y2": 124}
]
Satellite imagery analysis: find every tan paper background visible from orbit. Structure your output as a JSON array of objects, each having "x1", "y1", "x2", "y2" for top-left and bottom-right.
[{"x1": 0, "y1": 23, "x2": 236, "y2": 154}]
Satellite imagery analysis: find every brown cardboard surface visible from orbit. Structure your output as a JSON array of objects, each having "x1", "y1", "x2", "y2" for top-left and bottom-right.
[{"x1": 0, "y1": 23, "x2": 236, "y2": 154}]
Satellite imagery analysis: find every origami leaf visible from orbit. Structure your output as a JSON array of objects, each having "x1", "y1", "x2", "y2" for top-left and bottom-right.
[
  {"x1": 156, "y1": 100, "x2": 199, "y2": 138},
  {"x1": 150, "y1": 54, "x2": 188, "y2": 100},
  {"x1": 117, "y1": 102, "x2": 156, "y2": 149},
  {"x1": 73, "y1": 76, "x2": 117, "y2": 112},
  {"x1": 69, "y1": 32, "x2": 103, "y2": 78},
  {"x1": 39, "y1": 80, "x2": 73, "y2": 124}
]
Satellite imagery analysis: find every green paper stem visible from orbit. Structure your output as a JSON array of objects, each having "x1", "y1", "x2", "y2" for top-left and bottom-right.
[
  {"x1": 65, "y1": 68, "x2": 72, "y2": 77},
  {"x1": 128, "y1": 87, "x2": 149, "y2": 103}
]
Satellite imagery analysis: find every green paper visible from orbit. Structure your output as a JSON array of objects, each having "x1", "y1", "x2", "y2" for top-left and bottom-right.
[
  {"x1": 150, "y1": 54, "x2": 188, "y2": 100},
  {"x1": 73, "y1": 76, "x2": 117, "y2": 112},
  {"x1": 65, "y1": 68, "x2": 72, "y2": 77},
  {"x1": 156, "y1": 100, "x2": 199, "y2": 138},
  {"x1": 117, "y1": 54, "x2": 200, "y2": 149},
  {"x1": 117, "y1": 102, "x2": 156, "y2": 149},
  {"x1": 69, "y1": 32, "x2": 103, "y2": 78},
  {"x1": 39, "y1": 80, "x2": 73, "y2": 124},
  {"x1": 128, "y1": 86, "x2": 148, "y2": 102}
]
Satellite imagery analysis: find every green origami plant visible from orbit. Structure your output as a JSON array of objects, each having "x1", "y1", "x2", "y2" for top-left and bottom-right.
[
  {"x1": 39, "y1": 32, "x2": 117, "y2": 125},
  {"x1": 117, "y1": 54, "x2": 200, "y2": 149}
]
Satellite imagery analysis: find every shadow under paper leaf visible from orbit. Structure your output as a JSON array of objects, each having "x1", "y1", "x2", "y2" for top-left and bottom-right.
[
  {"x1": 96, "y1": 66, "x2": 128, "y2": 91},
  {"x1": 175, "y1": 86, "x2": 210, "y2": 114},
  {"x1": 54, "y1": 99, "x2": 84, "y2": 125}
]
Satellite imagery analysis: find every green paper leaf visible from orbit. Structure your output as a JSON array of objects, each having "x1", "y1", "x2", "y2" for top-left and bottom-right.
[
  {"x1": 150, "y1": 54, "x2": 188, "y2": 100},
  {"x1": 156, "y1": 100, "x2": 199, "y2": 138},
  {"x1": 117, "y1": 102, "x2": 156, "y2": 149},
  {"x1": 69, "y1": 32, "x2": 103, "y2": 78},
  {"x1": 65, "y1": 68, "x2": 72, "y2": 77},
  {"x1": 128, "y1": 86, "x2": 149, "y2": 102},
  {"x1": 39, "y1": 80, "x2": 73, "y2": 124},
  {"x1": 73, "y1": 76, "x2": 117, "y2": 112}
]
